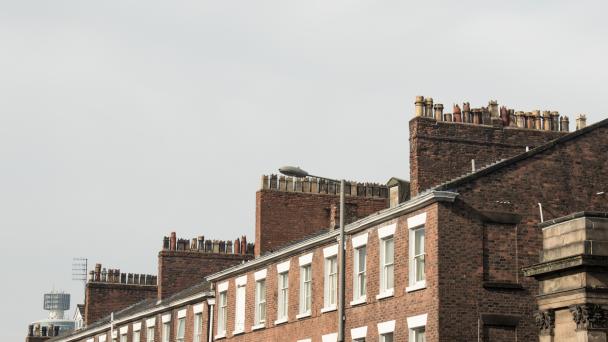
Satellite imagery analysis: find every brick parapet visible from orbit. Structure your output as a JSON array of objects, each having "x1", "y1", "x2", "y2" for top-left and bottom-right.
[
  {"x1": 409, "y1": 115, "x2": 566, "y2": 197},
  {"x1": 84, "y1": 282, "x2": 157, "y2": 326},
  {"x1": 158, "y1": 238, "x2": 254, "y2": 301},
  {"x1": 255, "y1": 189, "x2": 389, "y2": 257}
]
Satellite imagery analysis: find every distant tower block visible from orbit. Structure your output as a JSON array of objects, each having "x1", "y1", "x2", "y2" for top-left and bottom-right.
[{"x1": 44, "y1": 291, "x2": 70, "y2": 320}]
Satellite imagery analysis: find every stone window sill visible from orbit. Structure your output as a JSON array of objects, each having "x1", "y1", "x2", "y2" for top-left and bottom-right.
[
  {"x1": 214, "y1": 332, "x2": 226, "y2": 340},
  {"x1": 274, "y1": 318, "x2": 288, "y2": 325},
  {"x1": 376, "y1": 289, "x2": 394, "y2": 300},
  {"x1": 251, "y1": 324, "x2": 265, "y2": 331},
  {"x1": 232, "y1": 329, "x2": 244, "y2": 336},
  {"x1": 350, "y1": 296, "x2": 367, "y2": 307},
  {"x1": 321, "y1": 305, "x2": 337, "y2": 313},
  {"x1": 296, "y1": 312, "x2": 311, "y2": 320},
  {"x1": 406, "y1": 281, "x2": 426, "y2": 293}
]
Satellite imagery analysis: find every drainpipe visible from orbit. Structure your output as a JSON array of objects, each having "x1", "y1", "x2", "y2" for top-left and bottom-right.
[{"x1": 337, "y1": 179, "x2": 346, "y2": 342}]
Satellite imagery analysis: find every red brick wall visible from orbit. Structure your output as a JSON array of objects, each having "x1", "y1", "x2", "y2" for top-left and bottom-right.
[
  {"x1": 74, "y1": 301, "x2": 208, "y2": 342},
  {"x1": 213, "y1": 206, "x2": 438, "y2": 342},
  {"x1": 84, "y1": 282, "x2": 157, "y2": 325},
  {"x1": 483, "y1": 223, "x2": 517, "y2": 283},
  {"x1": 409, "y1": 116, "x2": 566, "y2": 196},
  {"x1": 158, "y1": 251, "x2": 253, "y2": 300},
  {"x1": 255, "y1": 190, "x2": 388, "y2": 257},
  {"x1": 435, "y1": 123, "x2": 608, "y2": 341}
]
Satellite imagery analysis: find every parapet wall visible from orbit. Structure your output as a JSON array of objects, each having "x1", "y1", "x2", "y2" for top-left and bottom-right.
[
  {"x1": 157, "y1": 232, "x2": 254, "y2": 300},
  {"x1": 84, "y1": 263, "x2": 157, "y2": 326},
  {"x1": 409, "y1": 96, "x2": 586, "y2": 196},
  {"x1": 260, "y1": 174, "x2": 389, "y2": 198},
  {"x1": 256, "y1": 176, "x2": 389, "y2": 256}
]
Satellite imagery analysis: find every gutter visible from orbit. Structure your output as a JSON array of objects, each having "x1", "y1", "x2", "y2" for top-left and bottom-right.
[
  {"x1": 206, "y1": 190, "x2": 458, "y2": 282},
  {"x1": 51, "y1": 291, "x2": 214, "y2": 342}
]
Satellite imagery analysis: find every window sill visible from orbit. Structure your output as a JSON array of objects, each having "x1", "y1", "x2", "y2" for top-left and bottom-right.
[
  {"x1": 349, "y1": 296, "x2": 367, "y2": 307},
  {"x1": 296, "y1": 312, "x2": 311, "y2": 320},
  {"x1": 406, "y1": 281, "x2": 426, "y2": 293},
  {"x1": 251, "y1": 324, "x2": 265, "y2": 331},
  {"x1": 214, "y1": 332, "x2": 226, "y2": 340},
  {"x1": 376, "y1": 289, "x2": 394, "y2": 300},
  {"x1": 274, "y1": 318, "x2": 288, "y2": 325},
  {"x1": 321, "y1": 305, "x2": 337, "y2": 313},
  {"x1": 232, "y1": 329, "x2": 244, "y2": 336}
]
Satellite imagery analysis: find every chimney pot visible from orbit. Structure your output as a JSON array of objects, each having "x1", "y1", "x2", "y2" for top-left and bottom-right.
[
  {"x1": 452, "y1": 104, "x2": 462, "y2": 122},
  {"x1": 489, "y1": 100, "x2": 499, "y2": 118},
  {"x1": 414, "y1": 96, "x2": 425, "y2": 117},
  {"x1": 170, "y1": 232, "x2": 177, "y2": 251},
  {"x1": 576, "y1": 114, "x2": 587, "y2": 130},
  {"x1": 433, "y1": 103, "x2": 444, "y2": 121}
]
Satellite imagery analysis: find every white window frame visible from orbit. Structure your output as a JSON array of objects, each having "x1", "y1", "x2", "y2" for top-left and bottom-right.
[
  {"x1": 131, "y1": 328, "x2": 141, "y2": 342},
  {"x1": 297, "y1": 254, "x2": 313, "y2": 319},
  {"x1": 378, "y1": 320, "x2": 395, "y2": 342},
  {"x1": 233, "y1": 275, "x2": 247, "y2": 335},
  {"x1": 193, "y1": 311, "x2": 203, "y2": 342},
  {"x1": 407, "y1": 213, "x2": 427, "y2": 292},
  {"x1": 377, "y1": 224, "x2": 395, "y2": 299},
  {"x1": 119, "y1": 327, "x2": 128, "y2": 342},
  {"x1": 253, "y1": 274, "x2": 267, "y2": 329},
  {"x1": 322, "y1": 244, "x2": 338, "y2": 312},
  {"x1": 407, "y1": 313, "x2": 427, "y2": 342},
  {"x1": 351, "y1": 234, "x2": 367, "y2": 305},
  {"x1": 275, "y1": 270, "x2": 289, "y2": 324},
  {"x1": 161, "y1": 319, "x2": 171, "y2": 342},
  {"x1": 146, "y1": 325, "x2": 155, "y2": 342},
  {"x1": 216, "y1": 290, "x2": 228, "y2": 338},
  {"x1": 175, "y1": 315, "x2": 185, "y2": 342},
  {"x1": 99, "y1": 336, "x2": 107, "y2": 342}
]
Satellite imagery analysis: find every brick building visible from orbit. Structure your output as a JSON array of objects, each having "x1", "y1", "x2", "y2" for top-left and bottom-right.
[
  {"x1": 205, "y1": 98, "x2": 607, "y2": 342},
  {"x1": 47, "y1": 96, "x2": 608, "y2": 342}
]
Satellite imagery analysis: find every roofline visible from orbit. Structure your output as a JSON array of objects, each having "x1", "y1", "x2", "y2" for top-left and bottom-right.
[
  {"x1": 205, "y1": 190, "x2": 458, "y2": 282},
  {"x1": 434, "y1": 117, "x2": 608, "y2": 191},
  {"x1": 51, "y1": 291, "x2": 214, "y2": 342}
]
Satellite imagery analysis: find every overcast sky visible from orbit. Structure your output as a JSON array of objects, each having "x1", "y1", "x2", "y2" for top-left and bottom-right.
[{"x1": 1, "y1": 1, "x2": 607, "y2": 339}]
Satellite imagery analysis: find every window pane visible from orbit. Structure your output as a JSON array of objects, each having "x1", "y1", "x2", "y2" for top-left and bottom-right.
[
  {"x1": 415, "y1": 228, "x2": 425, "y2": 255},
  {"x1": 177, "y1": 317, "x2": 185, "y2": 339},
  {"x1": 415, "y1": 329, "x2": 426, "y2": 342},
  {"x1": 386, "y1": 264, "x2": 394, "y2": 289},
  {"x1": 147, "y1": 327, "x2": 154, "y2": 342},
  {"x1": 358, "y1": 246, "x2": 366, "y2": 272},
  {"x1": 381, "y1": 332, "x2": 394, "y2": 342},
  {"x1": 416, "y1": 255, "x2": 425, "y2": 281},
  {"x1": 385, "y1": 238, "x2": 394, "y2": 264},
  {"x1": 162, "y1": 323, "x2": 170, "y2": 342}
]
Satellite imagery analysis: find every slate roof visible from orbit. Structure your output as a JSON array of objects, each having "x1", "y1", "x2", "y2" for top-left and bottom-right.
[{"x1": 433, "y1": 117, "x2": 608, "y2": 192}]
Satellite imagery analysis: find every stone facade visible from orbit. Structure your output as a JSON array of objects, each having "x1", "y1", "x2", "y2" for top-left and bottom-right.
[{"x1": 524, "y1": 213, "x2": 608, "y2": 342}]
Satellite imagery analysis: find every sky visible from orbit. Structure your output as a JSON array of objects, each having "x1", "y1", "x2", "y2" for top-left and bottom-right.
[{"x1": 1, "y1": 1, "x2": 607, "y2": 340}]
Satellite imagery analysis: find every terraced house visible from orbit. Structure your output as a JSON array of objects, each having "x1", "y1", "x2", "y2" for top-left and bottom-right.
[{"x1": 46, "y1": 97, "x2": 608, "y2": 342}]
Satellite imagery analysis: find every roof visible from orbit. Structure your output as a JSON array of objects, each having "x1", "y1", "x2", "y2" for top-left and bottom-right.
[
  {"x1": 206, "y1": 190, "x2": 457, "y2": 281},
  {"x1": 433, "y1": 118, "x2": 608, "y2": 192},
  {"x1": 50, "y1": 281, "x2": 212, "y2": 342}
]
